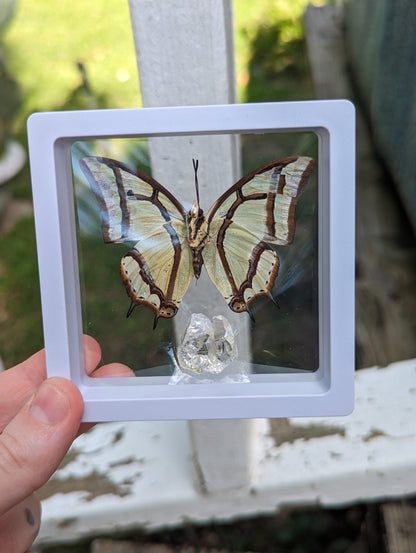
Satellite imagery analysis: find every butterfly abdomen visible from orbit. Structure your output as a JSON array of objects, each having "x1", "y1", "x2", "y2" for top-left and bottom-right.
[{"x1": 186, "y1": 202, "x2": 209, "y2": 278}]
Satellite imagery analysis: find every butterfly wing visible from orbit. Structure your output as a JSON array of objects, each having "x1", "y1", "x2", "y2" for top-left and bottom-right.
[
  {"x1": 203, "y1": 156, "x2": 314, "y2": 316},
  {"x1": 80, "y1": 156, "x2": 194, "y2": 325},
  {"x1": 202, "y1": 219, "x2": 279, "y2": 318}
]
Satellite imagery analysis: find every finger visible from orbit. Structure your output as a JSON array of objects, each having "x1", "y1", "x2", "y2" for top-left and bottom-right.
[
  {"x1": 91, "y1": 362, "x2": 135, "y2": 378},
  {"x1": 0, "y1": 349, "x2": 46, "y2": 431},
  {"x1": 83, "y1": 335, "x2": 102, "y2": 375},
  {"x1": 0, "y1": 494, "x2": 41, "y2": 553},
  {"x1": 83, "y1": 336, "x2": 133, "y2": 377},
  {"x1": 0, "y1": 335, "x2": 103, "y2": 431},
  {"x1": 79, "y1": 362, "x2": 134, "y2": 434},
  {"x1": 0, "y1": 377, "x2": 83, "y2": 516}
]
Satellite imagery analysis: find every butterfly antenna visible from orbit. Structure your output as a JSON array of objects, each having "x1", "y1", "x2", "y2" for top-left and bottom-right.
[{"x1": 192, "y1": 158, "x2": 200, "y2": 205}]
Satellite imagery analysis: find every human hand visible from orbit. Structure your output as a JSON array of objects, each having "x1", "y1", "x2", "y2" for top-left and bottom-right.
[{"x1": 0, "y1": 335, "x2": 133, "y2": 552}]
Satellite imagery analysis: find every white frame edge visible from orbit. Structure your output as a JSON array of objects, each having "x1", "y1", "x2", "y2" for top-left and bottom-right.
[{"x1": 27, "y1": 100, "x2": 355, "y2": 421}]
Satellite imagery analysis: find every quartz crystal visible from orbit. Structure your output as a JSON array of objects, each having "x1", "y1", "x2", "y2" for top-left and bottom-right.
[{"x1": 176, "y1": 313, "x2": 237, "y2": 375}]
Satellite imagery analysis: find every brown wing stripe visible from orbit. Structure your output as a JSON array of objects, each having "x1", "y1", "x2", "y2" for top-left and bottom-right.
[
  {"x1": 126, "y1": 189, "x2": 173, "y2": 224},
  {"x1": 112, "y1": 166, "x2": 132, "y2": 238},
  {"x1": 122, "y1": 225, "x2": 182, "y2": 306},
  {"x1": 207, "y1": 158, "x2": 297, "y2": 222},
  {"x1": 224, "y1": 191, "x2": 267, "y2": 222},
  {"x1": 216, "y1": 219, "x2": 278, "y2": 306},
  {"x1": 95, "y1": 157, "x2": 186, "y2": 216},
  {"x1": 242, "y1": 242, "x2": 277, "y2": 295},
  {"x1": 216, "y1": 219, "x2": 239, "y2": 297},
  {"x1": 79, "y1": 159, "x2": 116, "y2": 243},
  {"x1": 163, "y1": 221, "x2": 182, "y2": 301},
  {"x1": 265, "y1": 167, "x2": 281, "y2": 238},
  {"x1": 122, "y1": 248, "x2": 164, "y2": 303}
]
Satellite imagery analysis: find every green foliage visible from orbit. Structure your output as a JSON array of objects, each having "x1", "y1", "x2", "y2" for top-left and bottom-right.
[
  {"x1": 234, "y1": 0, "x2": 316, "y2": 102},
  {"x1": 3, "y1": 0, "x2": 140, "y2": 127},
  {"x1": 0, "y1": 0, "x2": 20, "y2": 153},
  {"x1": 0, "y1": 57, "x2": 20, "y2": 154},
  {"x1": 0, "y1": 217, "x2": 43, "y2": 366}
]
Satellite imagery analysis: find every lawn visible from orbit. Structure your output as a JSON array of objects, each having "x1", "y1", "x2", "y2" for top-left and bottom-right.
[{"x1": 0, "y1": 0, "x2": 322, "y2": 367}]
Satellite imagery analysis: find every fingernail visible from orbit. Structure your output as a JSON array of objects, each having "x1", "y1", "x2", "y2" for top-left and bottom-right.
[{"x1": 30, "y1": 382, "x2": 70, "y2": 424}]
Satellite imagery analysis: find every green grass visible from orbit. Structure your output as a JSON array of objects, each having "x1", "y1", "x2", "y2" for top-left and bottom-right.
[
  {"x1": 0, "y1": 216, "x2": 43, "y2": 364},
  {"x1": 0, "y1": 0, "x2": 323, "y2": 367},
  {"x1": 4, "y1": 0, "x2": 140, "y2": 125}
]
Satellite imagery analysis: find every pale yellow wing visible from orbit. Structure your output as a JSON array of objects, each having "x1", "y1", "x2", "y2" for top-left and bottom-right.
[
  {"x1": 206, "y1": 156, "x2": 314, "y2": 245},
  {"x1": 202, "y1": 219, "x2": 279, "y2": 318},
  {"x1": 80, "y1": 156, "x2": 185, "y2": 243},
  {"x1": 121, "y1": 220, "x2": 194, "y2": 327},
  {"x1": 203, "y1": 156, "x2": 314, "y2": 316},
  {"x1": 80, "y1": 156, "x2": 193, "y2": 326}
]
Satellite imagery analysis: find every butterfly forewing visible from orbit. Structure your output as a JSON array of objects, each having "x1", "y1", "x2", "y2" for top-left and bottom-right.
[
  {"x1": 271, "y1": 156, "x2": 315, "y2": 245},
  {"x1": 80, "y1": 157, "x2": 186, "y2": 243},
  {"x1": 80, "y1": 156, "x2": 193, "y2": 324},
  {"x1": 207, "y1": 156, "x2": 314, "y2": 244}
]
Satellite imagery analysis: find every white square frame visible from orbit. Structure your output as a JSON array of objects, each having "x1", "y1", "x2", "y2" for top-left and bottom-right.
[{"x1": 27, "y1": 100, "x2": 355, "y2": 421}]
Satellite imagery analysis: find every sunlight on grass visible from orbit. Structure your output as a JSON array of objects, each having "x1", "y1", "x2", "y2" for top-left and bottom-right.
[{"x1": 3, "y1": 0, "x2": 140, "y2": 128}]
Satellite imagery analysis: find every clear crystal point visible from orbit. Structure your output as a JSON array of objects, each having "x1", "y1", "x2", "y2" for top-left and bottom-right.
[{"x1": 176, "y1": 313, "x2": 237, "y2": 375}]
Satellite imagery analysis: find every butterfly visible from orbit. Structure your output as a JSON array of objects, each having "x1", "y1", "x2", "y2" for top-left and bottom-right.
[{"x1": 80, "y1": 155, "x2": 315, "y2": 328}]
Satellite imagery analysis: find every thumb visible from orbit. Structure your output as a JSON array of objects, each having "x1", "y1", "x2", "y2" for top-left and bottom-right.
[{"x1": 0, "y1": 377, "x2": 83, "y2": 516}]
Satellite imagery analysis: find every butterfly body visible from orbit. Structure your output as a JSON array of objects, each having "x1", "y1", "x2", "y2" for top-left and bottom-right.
[
  {"x1": 186, "y1": 201, "x2": 209, "y2": 278},
  {"x1": 80, "y1": 155, "x2": 314, "y2": 327}
]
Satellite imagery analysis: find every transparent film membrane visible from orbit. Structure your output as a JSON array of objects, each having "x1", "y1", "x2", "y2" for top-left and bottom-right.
[{"x1": 71, "y1": 133, "x2": 319, "y2": 381}]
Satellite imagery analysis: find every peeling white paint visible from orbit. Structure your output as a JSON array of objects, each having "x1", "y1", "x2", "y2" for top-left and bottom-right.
[
  {"x1": 290, "y1": 359, "x2": 416, "y2": 439},
  {"x1": 36, "y1": 359, "x2": 416, "y2": 545}
]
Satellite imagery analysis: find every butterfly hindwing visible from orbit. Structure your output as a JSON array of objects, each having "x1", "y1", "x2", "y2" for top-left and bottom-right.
[
  {"x1": 204, "y1": 156, "x2": 314, "y2": 315},
  {"x1": 121, "y1": 221, "x2": 194, "y2": 326},
  {"x1": 202, "y1": 219, "x2": 279, "y2": 317},
  {"x1": 80, "y1": 156, "x2": 193, "y2": 325}
]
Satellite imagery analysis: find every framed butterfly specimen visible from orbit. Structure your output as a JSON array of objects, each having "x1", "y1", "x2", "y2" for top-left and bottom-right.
[
  {"x1": 28, "y1": 101, "x2": 355, "y2": 421},
  {"x1": 79, "y1": 155, "x2": 315, "y2": 329}
]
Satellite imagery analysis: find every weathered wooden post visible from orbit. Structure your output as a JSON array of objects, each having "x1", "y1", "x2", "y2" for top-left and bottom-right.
[{"x1": 128, "y1": 0, "x2": 256, "y2": 493}]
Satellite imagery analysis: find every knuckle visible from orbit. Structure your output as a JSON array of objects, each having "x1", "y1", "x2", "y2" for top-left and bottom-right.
[{"x1": 0, "y1": 430, "x2": 27, "y2": 477}]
